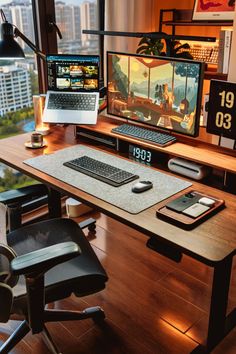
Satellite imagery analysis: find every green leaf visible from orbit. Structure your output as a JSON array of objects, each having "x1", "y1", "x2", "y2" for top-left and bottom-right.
[
  {"x1": 136, "y1": 45, "x2": 149, "y2": 54},
  {"x1": 138, "y1": 37, "x2": 149, "y2": 46},
  {"x1": 175, "y1": 52, "x2": 193, "y2": 59},
  {"x1": 178, "y1": 43, "x2": 191, "y2": 50}
]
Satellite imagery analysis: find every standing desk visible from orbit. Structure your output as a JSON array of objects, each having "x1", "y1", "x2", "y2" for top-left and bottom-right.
[{"x1": 0, "y1": 123, "x2": 236, "y2": 353}]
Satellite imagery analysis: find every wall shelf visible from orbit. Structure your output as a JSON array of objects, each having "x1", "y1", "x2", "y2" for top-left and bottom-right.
[
  {"x1": 163, "y1": 20, "x2": 233, "y2": 27},
  {"x1": 204, "y1": 70, "x2": 227, "y2": 80},
  {"x1": 159, "y1": 9, "x2": 233, "y2": 34},
  {"x1": 159, "y1": 9, "x2": 232, "y2": 80}
]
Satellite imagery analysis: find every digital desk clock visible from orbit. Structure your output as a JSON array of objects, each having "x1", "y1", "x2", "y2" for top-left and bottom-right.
[{"x1": 128, "y1": 144, "x2": 152, "y2": 164}]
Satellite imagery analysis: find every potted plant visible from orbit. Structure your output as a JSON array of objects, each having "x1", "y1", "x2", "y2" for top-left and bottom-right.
[{"x1": 137, "y1": 34, "x2": 193, "y2": 59}]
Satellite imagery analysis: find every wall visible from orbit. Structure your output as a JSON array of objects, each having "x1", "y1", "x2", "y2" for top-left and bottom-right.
[
  {"x1": 228, "y1": 10, "x2": 236, "y2": 81},
  {"x1": 153, "y1": 0, "x2": 220, "y2": 39},
  {"x1": 105, "y1": 0, "x2": 222, "y2": 53}
]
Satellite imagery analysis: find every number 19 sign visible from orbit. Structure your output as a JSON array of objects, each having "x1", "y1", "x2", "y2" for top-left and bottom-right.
[{"x1": 207, "y1": 79, "x2": 236, "y2": 139}]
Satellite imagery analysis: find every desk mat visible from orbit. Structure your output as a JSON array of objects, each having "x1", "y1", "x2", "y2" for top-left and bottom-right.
[{"x1": 24, "y1": 145, "x2": 192, "y2": 214}]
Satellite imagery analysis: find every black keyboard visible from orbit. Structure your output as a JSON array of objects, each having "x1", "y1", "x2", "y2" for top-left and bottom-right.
[
  {"x1": 63, "y1": 155, "x2": 139, "y2": 187},
  {"x1": 112, "y1": 124, "x2": 177, "y2": 147},
  {"x1": 48, "y1": 93, "x2": 97, "y2": 111}
]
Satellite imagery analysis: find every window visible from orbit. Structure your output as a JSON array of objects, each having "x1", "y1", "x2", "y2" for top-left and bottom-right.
[
  {"x1": 0, "y1": 0, "x2": 38, "y2": 191},
  {"x1": 55, "y1": 0, "x2": 99, "y2": 55},
  {"x1": 0, "y1": 0, "x2": 38, "y2": 133},
  {"x1": 0, "y1": 0, "x2": 104, "y2": 191}
]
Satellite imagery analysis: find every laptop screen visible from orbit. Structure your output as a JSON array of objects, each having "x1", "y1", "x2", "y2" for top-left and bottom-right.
[{"x1": 46, "y1": 54, "x2": 100, "y2": 92}]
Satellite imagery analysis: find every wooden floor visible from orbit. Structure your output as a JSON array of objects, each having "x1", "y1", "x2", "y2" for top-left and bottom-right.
[{"x1": 1, "y1": 211, "x2": 236, "y2": 354}]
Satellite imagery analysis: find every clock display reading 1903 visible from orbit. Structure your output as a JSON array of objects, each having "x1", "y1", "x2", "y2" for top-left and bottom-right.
[
  {"x1": 207, "y1": 79, "x2": 236, "y2": 139},
  {"x1": 129, "y1": 144, "x2": 152, "y2": 164}
]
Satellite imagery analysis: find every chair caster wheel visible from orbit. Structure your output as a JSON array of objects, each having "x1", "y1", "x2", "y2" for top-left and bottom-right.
[
  {"x1": 92, "y1": 308, "x2": 105, "y2": 324},
  {"x1": 88, "y1": 223, "x2": 96, "y2": 232}
]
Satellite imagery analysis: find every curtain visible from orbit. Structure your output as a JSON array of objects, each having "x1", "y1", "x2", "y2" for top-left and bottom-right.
[{"x1": 104, "y1": 0, "x2": 156, "y2": 53}]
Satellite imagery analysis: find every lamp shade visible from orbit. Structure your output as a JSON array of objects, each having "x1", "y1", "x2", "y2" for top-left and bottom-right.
[{"x1": 0, "y1": 22, "x2": 25, "y2": 59}]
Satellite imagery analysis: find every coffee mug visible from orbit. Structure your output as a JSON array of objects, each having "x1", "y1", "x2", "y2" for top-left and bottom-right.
[{"x1": 31, "y1": 132, "x2": 43, "y2": 148}]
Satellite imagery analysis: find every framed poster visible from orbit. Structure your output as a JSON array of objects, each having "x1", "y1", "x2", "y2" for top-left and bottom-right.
[{"x1": 192, "y1": 0, "x2": 235, "y2": 21}]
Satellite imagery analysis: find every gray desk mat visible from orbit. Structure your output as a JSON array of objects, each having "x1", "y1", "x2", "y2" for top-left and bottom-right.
[{"x1": 24, "y1": 145, "x2": 191, "y2": 214}]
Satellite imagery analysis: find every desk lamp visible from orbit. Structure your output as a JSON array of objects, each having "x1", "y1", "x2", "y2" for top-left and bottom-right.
[{"x1": 0, "y1": 9, "x2": 47, "y2": 60}]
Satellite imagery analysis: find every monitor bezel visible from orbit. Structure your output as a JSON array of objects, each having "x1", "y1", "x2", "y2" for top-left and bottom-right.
[
  {"x1": 46, "y1": 53, "x2": 100, "y2": 93},
  {"x1": 106, "y1": 51, "x2": 204, "y2": 138}
]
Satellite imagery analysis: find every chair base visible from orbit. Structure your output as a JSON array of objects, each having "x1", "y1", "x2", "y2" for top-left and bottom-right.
[
  {"x1": 78, "y1": 217, "x2": 96, "y2": 232},
  {"x1": 0, "y1": 307, "x2": 105, "y2": 354},
  {"x1": 0, "y1": 320, "x2": 30, "y2": 354},
  {"x1": 44, "y1": 306, "x2": 105, "y2": 323}
]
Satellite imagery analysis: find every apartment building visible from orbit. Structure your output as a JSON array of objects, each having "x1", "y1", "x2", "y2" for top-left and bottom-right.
[
  {"x1": 80, "y1": 1, "x2": 97, "y2": 45},
  {"x1": 0, "y1": 66, "x2": 32, "y2": 116}
]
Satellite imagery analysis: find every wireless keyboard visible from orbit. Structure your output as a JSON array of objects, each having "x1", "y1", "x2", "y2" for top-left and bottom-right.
[
  {"x1": 112, "y1": 124, "x2": 177, "y2": 147},
  {"x1": 189, "y1": 45, "x2": 219, "y2": 65},
  {"x1": 63, "y1": 155, "x2": 139, "y2": 187}
]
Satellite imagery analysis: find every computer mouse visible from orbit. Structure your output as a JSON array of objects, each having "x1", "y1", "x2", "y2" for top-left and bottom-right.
[{"x1": 131, "y1": 181, "x2": 153, "y2": 193}]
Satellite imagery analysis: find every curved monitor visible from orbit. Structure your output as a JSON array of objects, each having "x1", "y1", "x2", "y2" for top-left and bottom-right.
[{"x1": 107, "y1": 52, "x2": 204, "y2": 137}]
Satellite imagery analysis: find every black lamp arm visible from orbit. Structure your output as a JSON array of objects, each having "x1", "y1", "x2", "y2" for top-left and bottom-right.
[{"x1": 13, "y1": 27, "x2": 46, "y2": 60}]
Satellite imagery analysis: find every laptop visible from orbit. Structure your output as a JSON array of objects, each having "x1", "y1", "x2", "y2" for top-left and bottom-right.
[{"x1": 43, "y1": 54, "x2": 100, "y2": 125}]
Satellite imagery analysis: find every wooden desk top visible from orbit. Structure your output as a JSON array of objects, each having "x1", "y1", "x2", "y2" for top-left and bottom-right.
[{"x1": 0, "y1": 125, "x2": 235, "y2": 266}]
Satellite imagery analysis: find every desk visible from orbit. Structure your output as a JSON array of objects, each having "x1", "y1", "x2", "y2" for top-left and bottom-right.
[{"x1": 0, "y1": 125, "x2": 236, "y2": 353}]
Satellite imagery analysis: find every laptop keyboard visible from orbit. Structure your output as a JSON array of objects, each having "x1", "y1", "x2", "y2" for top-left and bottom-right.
[
  {"x1": 63, "y1": 155, "x2": 139, "y2": 187},
  {"x1": 48, "y1": 93, "x2": 97, "y2": 111}
]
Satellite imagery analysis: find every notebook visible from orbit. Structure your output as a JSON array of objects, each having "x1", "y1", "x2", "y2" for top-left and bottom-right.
[{"x1": 42, "y1": 54, "x2": 100, "y2": 125}]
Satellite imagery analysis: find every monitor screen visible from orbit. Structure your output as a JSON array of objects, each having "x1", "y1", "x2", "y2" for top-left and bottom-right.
[
  {"x1": 46, "y1": 54, "x2": 99, "y2": 92},
  {"x1": 107, "y1": 52, "x2": 204, "y2": 137}
]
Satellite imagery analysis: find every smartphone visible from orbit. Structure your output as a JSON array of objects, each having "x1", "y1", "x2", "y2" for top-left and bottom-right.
[{"x1": 165, "y1": 192, "x2": 201, "y2": 213}]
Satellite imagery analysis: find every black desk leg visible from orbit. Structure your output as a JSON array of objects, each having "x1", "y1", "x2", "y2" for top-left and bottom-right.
[
  {"x1": 47, "y1": 188, "x2": 62, "y2": 218},
  {"x1": 192, "y1": 255, "x2": 233, "y2": 353}
]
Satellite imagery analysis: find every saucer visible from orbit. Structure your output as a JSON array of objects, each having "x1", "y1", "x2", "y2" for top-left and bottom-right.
[{"x1": 24, "y1": 141, "x2": 46, "y2": 149}]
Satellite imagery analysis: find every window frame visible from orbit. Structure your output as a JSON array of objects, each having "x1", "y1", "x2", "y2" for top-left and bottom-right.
[{"x1": 32, "y1": 0, "x2": 105, "y2": 93}]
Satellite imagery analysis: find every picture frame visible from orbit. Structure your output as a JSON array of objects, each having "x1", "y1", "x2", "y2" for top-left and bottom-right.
[{"x1": 192, "y1": 0, "x2": 235, "y2": 21}]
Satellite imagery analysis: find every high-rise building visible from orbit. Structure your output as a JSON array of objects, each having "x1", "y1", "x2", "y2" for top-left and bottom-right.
[
  {"x1": 0, "y1": 66, "x2": 32, "y2": 117},
  {"x1": 1, "y1": 5, "x2": 12, "y2": 23},
  {"x1": 55, "y1": 2, "x2": 81, "y2": 42},
  {"x1": 10, "y1": 4, "x2": 34, "y2": 51},
  {"x1": 80, "y1": 1, "x2": 97, "y2": 46}
]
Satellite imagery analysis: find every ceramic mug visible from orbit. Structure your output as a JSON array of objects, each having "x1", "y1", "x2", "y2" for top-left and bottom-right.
[{"x1": 31, "y1": 132, "x2": 43, "y2": 148}]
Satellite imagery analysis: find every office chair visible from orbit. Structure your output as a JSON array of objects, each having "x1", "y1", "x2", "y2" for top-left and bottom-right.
[
  {"x1": 0, "y1": 217, "x2": 108, "y2": 353},
  {"x1": 0, "y1": 183, "x2": 97, "y2": 233}
]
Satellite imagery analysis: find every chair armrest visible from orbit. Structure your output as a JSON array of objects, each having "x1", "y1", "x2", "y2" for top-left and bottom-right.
[
  {"x1": 11, "y1": 241, "x2": 81, "y2": 276},
  {"x1": 0, "y1": 184, "x2": 48, "y2": 205}
]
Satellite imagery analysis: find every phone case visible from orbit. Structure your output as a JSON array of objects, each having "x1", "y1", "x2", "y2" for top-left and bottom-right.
[{"x1": 165, "y1": 192, "x2": 201, "y2": 213}]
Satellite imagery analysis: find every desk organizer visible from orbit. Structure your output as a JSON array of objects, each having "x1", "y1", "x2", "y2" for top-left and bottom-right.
[{"x1": 156, "y1": 190, "x2": 225, "y2": 230}]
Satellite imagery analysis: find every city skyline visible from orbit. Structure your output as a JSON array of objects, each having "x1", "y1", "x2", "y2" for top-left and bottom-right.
[{"x1": 0, "y1": 0, "x2": 96, "y2": 5}]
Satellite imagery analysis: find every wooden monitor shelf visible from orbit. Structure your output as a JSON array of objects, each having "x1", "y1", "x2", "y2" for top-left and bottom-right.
[{"x1": 76, "y1": 114, "x2": 236, "y2": 175}]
